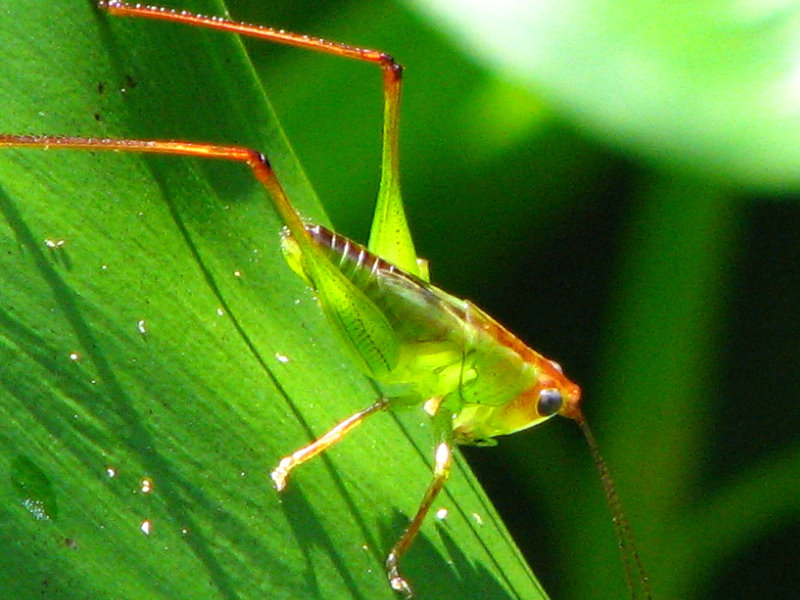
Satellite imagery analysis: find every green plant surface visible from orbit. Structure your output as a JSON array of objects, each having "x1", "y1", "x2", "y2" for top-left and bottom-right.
[
  {"x1": 0, "y1": 2, "x2": 550, "y2": 599},
  {"x1": 410, "y1": 0, "x2": 800, "y2": 190}
]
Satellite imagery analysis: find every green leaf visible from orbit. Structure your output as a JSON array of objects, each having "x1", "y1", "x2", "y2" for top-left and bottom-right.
[
  {"x1": 0, "y1": 1, "x2": 548, "y2": 599},
  {"x1": 408, "y1": 0, "x2": 800, "y2": 190}
]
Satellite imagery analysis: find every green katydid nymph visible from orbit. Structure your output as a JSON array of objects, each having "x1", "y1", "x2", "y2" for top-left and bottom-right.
[{"x1": 0, "y1": 1, "x2": 651, "y2": 597}]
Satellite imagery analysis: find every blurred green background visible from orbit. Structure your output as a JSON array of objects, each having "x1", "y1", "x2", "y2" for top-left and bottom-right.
[
  {"x1": 1, "y1": 0, "x2": 798, "y2": 599},
  {"x1": 232, "y1": 0, "x2": 800, "y2": 598}
]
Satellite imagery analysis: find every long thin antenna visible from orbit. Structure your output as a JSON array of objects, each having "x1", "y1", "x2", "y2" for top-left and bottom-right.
[{"x1": 575, "y1": 414, "x2": 653, "y2": 600}]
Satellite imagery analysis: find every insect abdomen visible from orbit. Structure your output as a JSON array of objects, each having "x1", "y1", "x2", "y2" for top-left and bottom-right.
[
  {"x1": 307, "y1": 225, "x2": 398, "y2": 286},
  {"x1": 302, "y1": 225, "x2": 456, "y2": 340}
]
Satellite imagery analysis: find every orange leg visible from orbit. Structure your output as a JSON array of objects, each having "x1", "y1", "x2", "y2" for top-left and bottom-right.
[
  {"x1": 97, "y1": 1, "x2": 403, "y2": 203},
  {"x1": 385, "y1": 412, "x2": 453, "y2": 597},
  {"x1": 0, "y1": 134, "x2": 314, "y2": 240},
  {"x1": 270, "y1": 399, "x2": 389, "y2": 491}
]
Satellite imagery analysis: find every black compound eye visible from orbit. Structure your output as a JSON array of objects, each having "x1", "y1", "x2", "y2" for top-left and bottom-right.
[{"x1": 537, "y1": 388, "x2": 563, "y2": 417}]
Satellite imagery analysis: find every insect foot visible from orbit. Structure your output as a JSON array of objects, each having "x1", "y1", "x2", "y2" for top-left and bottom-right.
[
  {"x1": 270, "y1": 458, "x2": 293, "y2": 491},
  {"x1": 386, "y1": 551, "x2": 414, "y2": 599}
]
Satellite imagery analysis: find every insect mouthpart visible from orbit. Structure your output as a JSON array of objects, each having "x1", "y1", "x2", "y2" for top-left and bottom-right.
[{"x1": 559, "y1": 382, "x2": 583, "y2": 421}]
